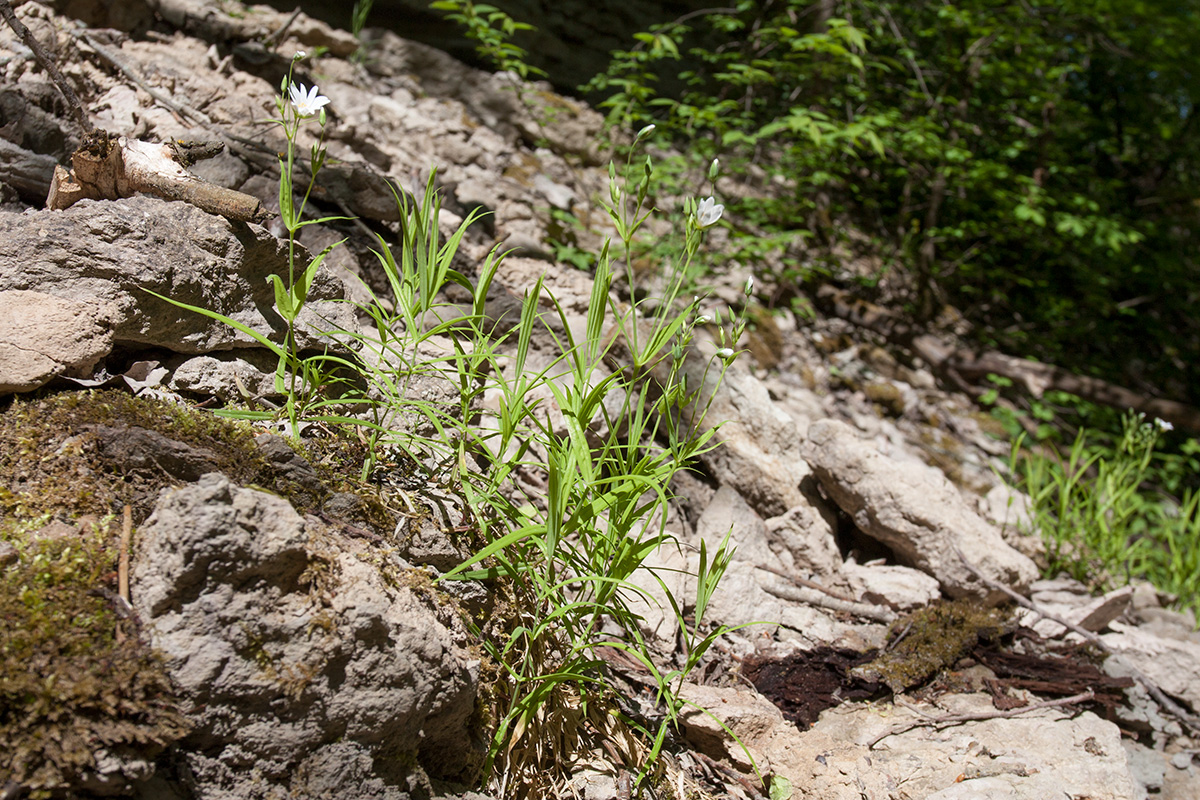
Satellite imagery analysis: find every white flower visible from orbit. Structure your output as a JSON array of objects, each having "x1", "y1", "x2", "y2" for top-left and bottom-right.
[
  {"x1": 289, "y1": 83, "x2": 330, "y2": 117},
  {"x1": 695, "y1": 314, "x2": 711, "y2": 325},
  {"x1": 695, "y1": 196, "x2": 724, "y2": 229},
  {"x1": 744, "y1": 276, "x2": 754, "y2": 296},
  {"x1": 293, "y1": 50, "x2": 308, "y2": 60},
  {"x1": 636, "y1": 123, "x2": 656, "y2": 139},
  {"x1": 1155, "y1": 418, "x2": 1174, "y2": 431},
  {"x1": 715, "y1": 347, "x2": 734, "y2": 360}
]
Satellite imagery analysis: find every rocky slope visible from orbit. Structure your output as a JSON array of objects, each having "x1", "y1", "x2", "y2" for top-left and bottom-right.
[{"x1": 0, "y1": 1, "x2": 1198, "y2": 798}]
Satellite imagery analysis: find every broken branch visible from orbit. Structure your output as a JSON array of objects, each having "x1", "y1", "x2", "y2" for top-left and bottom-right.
[
  {"x1": 0, "y1": 0, "x2": 89, "y2": 133},
  {"x1": 47, "y1": 130, "x2": 269, "y2": 223},
  {"x1": 954, "y1": 546, "x2": 1200, "y2": 737},
  {"x1": 869, "y1": 690, "x2": 1096, "y2": 748}
]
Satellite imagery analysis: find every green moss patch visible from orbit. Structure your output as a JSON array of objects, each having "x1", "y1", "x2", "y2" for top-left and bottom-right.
[
  {"x1": 0, "y1": 529, "x2": 188, "y2": 796},
  {"x1": 851, "y1": 599, "x2": 1010, "y2": 694}
]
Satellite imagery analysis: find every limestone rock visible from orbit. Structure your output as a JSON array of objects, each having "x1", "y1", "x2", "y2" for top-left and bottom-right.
[
  {"x1": 1103, "y1": 621, "x2": 1200, "y2": 714},
  {"x1": 841, "y1": 559, "x2": 942, "y2": 612},
  {"x1": 802, "y1": 418, "x2": 1038, "y2": 602},
  {"x1": 132, "y1": 473, "x2": 480, "y2": 798},
  {"x1": 0, "y1": 197, "x2": 356, "y2": 374},
  {"x1": 0, "y1": 289, "x2": 113, "y2": 391},
  {"x1": 687, "y1": 688, "x2": 1141, "y2": 800}
]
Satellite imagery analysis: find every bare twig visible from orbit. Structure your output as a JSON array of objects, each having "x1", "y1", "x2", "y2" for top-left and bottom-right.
[
  {"x1": 119, "y1": 504, "x2": 132, "y2": 604},
  {"x1": 757, "y1": 565, "x2": 896, "y2": 623},
  {"x1": 954, "y1": 547, "x2": 1200, "y2": 737},
  {"x1": 75, "y1": 30, "x2": 213, "y2": 126},
  {"x1": 0, "y1": 0, "x2": 89, "y2": 133},
  {"x1": 869, "y1": 690, "x2": 1096, "y2": 748},
  {"x1": 262, "y1": 5, "x2": 302, "y2": 49}
]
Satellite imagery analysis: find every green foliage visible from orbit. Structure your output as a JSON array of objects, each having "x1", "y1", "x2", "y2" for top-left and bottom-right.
[
  {"x1": 1010, "y1": 411, "x2": 1200, "y2": 623},
  {"x1": 588, "y1": 0, "x2": 1200, "y2": 402},
  {"x1": 159, "y1": 69, "x2": 751, "y2": 789},
  {"x1": 429, "y1": 0, "x2": 546, "y2": 80},
  {"x1": 435, "y1": 150, "x2": 754, "y2": 792},
  {"x1": 0, "y1": 531, "x2": 188, "y2": 796}
]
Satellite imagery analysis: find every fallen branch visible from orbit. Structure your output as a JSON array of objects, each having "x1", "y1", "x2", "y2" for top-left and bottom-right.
[
  {"x1": 868, "y1": 690, "x2": 1096, "y2": 748},
  {"x1": 0, "y1": 0, "x2": 89, "y2": 134},
  {"x1": 47, "y1": 129, "x2": 269, "y2": 223},
  {"x1": 813, "y1": 284, "x2": 1200, "y2": 432},
  {"x1": 757, "y1": 565, "x2": 896, "y2": 624},
  {"x1": 953, "y1": 547, "x2": 1200, "y2": 737}
]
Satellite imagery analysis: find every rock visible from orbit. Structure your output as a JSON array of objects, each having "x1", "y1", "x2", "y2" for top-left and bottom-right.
[
  {"x1": 682, "y1": 355, "x2": 814, "y2": 519},
  {"x1": 678, "y1": 683, "x2": 784, "y2": 772},
  {"x1": 0, "y1": 289, "x2": 113, "y2": 392},
  {"x1": 0, "y1": 197, "x2": 357, "y2": 384},
  {"x1": 86, "y1": 424, "x2": 220, "y2": 482},
  {"x1": 166, "y1": 349, "x2": 281, "y2": 400},
  {"x1": 255, "y1": 433, "x2": 326, "y2": 495},
  {"x1": 841, "y1": 558, "x2": 942, "y2": 611},
  {"x1": 690, "y1": 688, "x2": 1141, "y2": 800},
  {"x1": 0, "y1": 137, "x2": 58, "y2": 202},
  {"x1": 763, "y1": 496, "x2": 842, "y2": 578},
  {"x1": 1102, "y1": 622, "x2": 1200, "y2": 714},
  {"x1": 801, "y1": 419, "x2": 1038, "y2": 602},
  {"x1": 132, "y1": 473, "x2": 480, "y2": 797}
]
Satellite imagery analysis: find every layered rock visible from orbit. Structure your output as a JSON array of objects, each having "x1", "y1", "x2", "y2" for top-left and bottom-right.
[{"x1": 133, "y1": 473, "x2": 480, "y2": 798}]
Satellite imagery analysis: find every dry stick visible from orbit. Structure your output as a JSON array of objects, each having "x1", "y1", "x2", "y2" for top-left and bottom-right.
[
  {"x1": 0, "y1": 0, "x2": 89, "y2": 133},
  {"x1": 756, "y1": 565, "x2": 896, "y2": 624},
  {"x1": 261, "y1": 5, "x2": 302, "y2": 48},
  {"x1": 119, "y1": 504, "x2": 132, "y2": 604},
  {"x1": 868, "y1": 690, "x2": 1096, "y2": 748},
  {"x1": 953, "y1": 546, "x2": 1200, "y2": 737},
  {"x1": 75, "y1": 31, "x2": 213, "y2": 126}
]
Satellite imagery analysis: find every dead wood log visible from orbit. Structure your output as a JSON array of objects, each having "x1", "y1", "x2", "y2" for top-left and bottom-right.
[
  {"x1": 813, "y1": 284, "x2": 1200, "y2": 433},
  {"x1": 47, "y1": 130, "x2": 269, "y2": 224}
]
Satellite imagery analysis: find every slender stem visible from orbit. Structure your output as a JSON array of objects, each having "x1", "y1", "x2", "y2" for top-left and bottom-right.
[{"x1": 0, "y1": 0, "x2": 89, "y2": 134}]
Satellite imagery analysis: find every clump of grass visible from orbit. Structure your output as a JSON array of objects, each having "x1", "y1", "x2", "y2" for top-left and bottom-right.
[
  {"x1": 153, "y1": 70, "x2": 755, "y2": 795},
  {"x1": 1010, "y1": 411, "x2": 1200, "y2": 624}
]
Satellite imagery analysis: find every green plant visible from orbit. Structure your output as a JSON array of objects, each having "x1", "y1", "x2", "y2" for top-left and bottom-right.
[
  {"x1": 154, "y1": 86, "x2": 753, "y2": 789},
  {"x1": 429, "y1": 0, "x2": 546, "y2": 81},
  {"x1": 1010, "y1": 411, "x2": 1200, "y2": 623},
  {"x1": 350, "y1": 0, "x2": 374, "y2": 63},
  {"x1": 148, "y1": 55, "x2": 350, "y2": 437},
  {"x1": 434, "y1": 146, "x2": 756, "y2": 793}
]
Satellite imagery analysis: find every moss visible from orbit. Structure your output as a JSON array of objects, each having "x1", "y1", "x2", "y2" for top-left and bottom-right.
[
  {"x1": 0, "y1": 389, "x2": 393, "y2": 529},
  {"x1": 851, "y1": 599, "x2": 1009, "y2": 694},
  {"x1": 863, "y1": 381, "x2": 905, "y2": 417},
  {"x1": 0, "y1": 529, "x2": 188, "y2": 796}
]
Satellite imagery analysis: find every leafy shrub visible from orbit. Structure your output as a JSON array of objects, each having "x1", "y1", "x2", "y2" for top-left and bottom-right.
[{"x1": 586, "y1": 0, "x2": 1200, "y2": 402}]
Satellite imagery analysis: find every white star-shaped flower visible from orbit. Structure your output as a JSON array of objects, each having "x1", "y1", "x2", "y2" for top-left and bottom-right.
[
  {"x1": 695, "y1": 196, "x2": 724, "y2": 229},
  {"x1": 289, "y1": 83, "x2": 330, "y2": 118}
]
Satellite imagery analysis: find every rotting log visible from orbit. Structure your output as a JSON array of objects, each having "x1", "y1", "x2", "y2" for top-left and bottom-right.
[
  {"x1": 47, "y1": 130, "x2": 270, "y2": 224},
  {"x1": 813, "y1": 284, "x2": 1200, "y2": 433}
]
